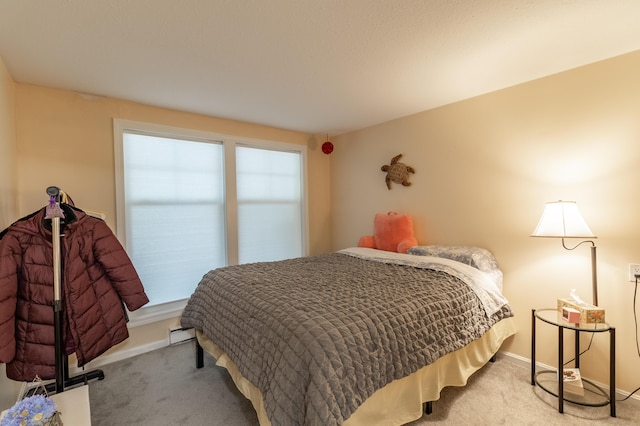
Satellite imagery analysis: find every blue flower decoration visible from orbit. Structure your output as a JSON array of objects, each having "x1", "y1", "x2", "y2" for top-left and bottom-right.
[{"x1": 1, "y1": 395, "x2": 57, "y2": 426}]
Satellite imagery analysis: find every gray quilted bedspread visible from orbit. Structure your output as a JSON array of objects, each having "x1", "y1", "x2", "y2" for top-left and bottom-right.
[{"x1": 181, "y1": 252, "x2": 513, "y2": 426}]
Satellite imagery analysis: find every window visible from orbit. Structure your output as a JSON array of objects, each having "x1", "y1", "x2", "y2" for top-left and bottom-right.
[
  {"x1": 236, "y1": 146, "x2": 303, "y2": 263},
  {"x1": 114, "y1": 120, "x2": 308, "y2": 324}
]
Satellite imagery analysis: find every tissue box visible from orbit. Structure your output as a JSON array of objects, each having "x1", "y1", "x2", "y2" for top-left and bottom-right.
[{"x1": 557, "y1": 298, "x2": 605, "y2": 324}]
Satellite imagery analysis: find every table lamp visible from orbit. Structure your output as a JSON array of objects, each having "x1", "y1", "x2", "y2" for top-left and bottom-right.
[{"x1": 531, "y1": 200, "x2": 598, "y2": 306}]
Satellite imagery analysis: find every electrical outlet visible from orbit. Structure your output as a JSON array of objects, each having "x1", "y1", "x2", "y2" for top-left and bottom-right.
[{"x1": 629, "y1": 264, "x2": 640, "y2": 282}]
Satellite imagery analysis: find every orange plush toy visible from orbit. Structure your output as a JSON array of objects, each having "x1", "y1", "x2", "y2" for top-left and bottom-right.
[{"x1": 358, "y1": 212, "x2": 419, "y2": 254}]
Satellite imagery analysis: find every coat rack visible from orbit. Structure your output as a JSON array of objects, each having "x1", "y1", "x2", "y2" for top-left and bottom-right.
[{"x1": 46, "y1": 186, "x2": 105, "y2": 393}]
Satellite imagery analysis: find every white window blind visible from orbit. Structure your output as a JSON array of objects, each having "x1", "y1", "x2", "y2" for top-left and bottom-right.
[
  {"x1": 122, "y1": 132, "x2": 226, "y2": 307},
  {"x1": 236, "y1": 146, "x2": 303, "y2": 264}
]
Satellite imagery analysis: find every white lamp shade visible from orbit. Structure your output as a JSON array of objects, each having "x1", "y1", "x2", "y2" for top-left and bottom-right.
[{"x1": 531, "y1": 201, "x2": 596, "y2": 238}]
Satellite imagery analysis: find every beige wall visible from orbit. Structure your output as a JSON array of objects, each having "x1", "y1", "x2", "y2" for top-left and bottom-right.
[
  {"x1": 332, "y1": 50, "x2": 640, "y2": 395},
  {"x1": 0, "y1": 56, "x2": 21, "y2": 410},
  {"x1": 0, "y1": 83, "x2": 331, "y2": 409},
  {"x1": 13, "y1": 85, "x2": 332, "y2": 255},
  {"x1": 0, "y1": 56, "x2": 16, "y2": 229}
]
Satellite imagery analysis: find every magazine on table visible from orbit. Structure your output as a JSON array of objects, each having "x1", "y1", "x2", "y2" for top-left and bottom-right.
[{"x1": 561, "y1": 368, "x2": 584, "y2": 396}]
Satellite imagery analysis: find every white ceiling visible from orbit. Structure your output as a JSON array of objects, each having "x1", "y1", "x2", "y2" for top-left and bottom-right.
[{"x1": 1, "y1": 0, "x2": 640, "y2": 135}]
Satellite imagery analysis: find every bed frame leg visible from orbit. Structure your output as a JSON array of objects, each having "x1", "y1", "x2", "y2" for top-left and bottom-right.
[
  {"x1": 421, "y1": 352, "x2": 495, "y2": 417},
  {"x1": 195, "y1": 339, "x2": 204, "y2": 369}
]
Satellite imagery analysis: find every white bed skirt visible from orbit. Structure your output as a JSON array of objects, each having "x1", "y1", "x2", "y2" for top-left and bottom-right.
[{"x1": 196, "y1": 316, "x2": 517, "y2": 426}]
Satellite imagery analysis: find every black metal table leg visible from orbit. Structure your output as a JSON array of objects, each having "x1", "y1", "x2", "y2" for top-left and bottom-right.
[
  {"x1": 558, "y1": 324, "x2": 564, "y2": 413},
  {"x1": 531, "y1": 309, "x2": 536, "y2": 385},
  {"x1": 610, "y1": 327, "x2": 616, "y2": 417}
]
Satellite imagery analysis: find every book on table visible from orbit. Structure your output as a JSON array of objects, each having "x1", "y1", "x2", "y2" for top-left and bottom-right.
[{"x1": 561, "y1": 368, "x2": 584, "y2": 396}]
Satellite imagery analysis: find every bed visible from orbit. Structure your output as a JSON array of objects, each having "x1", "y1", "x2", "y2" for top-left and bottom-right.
[{"x1": 180, "y1": 246, "x2": 516, "y2": 426}]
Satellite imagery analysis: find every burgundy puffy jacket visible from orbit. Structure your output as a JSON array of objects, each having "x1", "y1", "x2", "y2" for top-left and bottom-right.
[{"x1": 0, "y1": 204, "x2": 149, "y2": 381}]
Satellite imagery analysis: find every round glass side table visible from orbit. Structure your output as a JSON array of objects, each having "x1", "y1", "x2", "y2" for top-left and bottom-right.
[{"x1": 531, "y1": 308, "x2": 615, "y2": 417}]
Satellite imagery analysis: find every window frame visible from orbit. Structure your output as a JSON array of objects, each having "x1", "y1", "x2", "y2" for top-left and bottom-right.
[{"x1": 113, "y1": 119, "x2": 309, "y2": 326}]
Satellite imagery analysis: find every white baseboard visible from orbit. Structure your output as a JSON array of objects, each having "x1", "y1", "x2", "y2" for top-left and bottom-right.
[
  {"x1": 498, "y1": 350, "x2": 530, "y2": 366},
  {"x1": 68, "y1": 339, "x2": 169, "y2": 376},
  {"x1": 169, "y1": 327, "x2": 196, "y2": 345}
]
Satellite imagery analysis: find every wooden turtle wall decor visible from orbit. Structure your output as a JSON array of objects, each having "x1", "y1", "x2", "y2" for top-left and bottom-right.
[{"x1": 381, "y1": 154, "x2": 415, "y2": 190}]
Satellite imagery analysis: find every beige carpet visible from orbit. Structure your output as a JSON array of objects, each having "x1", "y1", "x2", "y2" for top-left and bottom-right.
[{"x1": 88, "y1": 342, "x2": 640, "y2": 425}]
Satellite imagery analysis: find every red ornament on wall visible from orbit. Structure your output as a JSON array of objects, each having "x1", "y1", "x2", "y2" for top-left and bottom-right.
[
  {"x1": 322, "y1": 140, "x2": 334, "y2": 155},
  {"x1": 321, "y1": 133, "x2": 334, "y2": 155}
]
